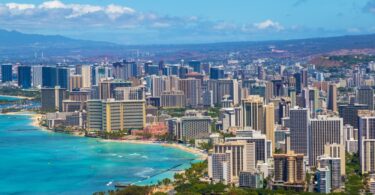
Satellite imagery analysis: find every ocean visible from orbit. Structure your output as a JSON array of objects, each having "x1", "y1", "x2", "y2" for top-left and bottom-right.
[{"x1": 0, "y1": 114, "x2": 197, "y2": 194}]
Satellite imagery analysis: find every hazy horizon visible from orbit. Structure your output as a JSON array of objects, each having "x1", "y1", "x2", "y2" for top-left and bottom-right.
[{"x1": 1, "y1": 0, "x2": 375, "y2": 44}]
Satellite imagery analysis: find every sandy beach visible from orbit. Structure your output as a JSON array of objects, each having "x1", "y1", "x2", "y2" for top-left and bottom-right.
[
  {"x1": 100, "y1": 139, "x2": 207, "y2": 160},
  {"x1": 16, "y1": 112, "x2": 207, "y2": 160},
  {"x1": 0, "y1": 95, "x2": 33, "y2": 100}
]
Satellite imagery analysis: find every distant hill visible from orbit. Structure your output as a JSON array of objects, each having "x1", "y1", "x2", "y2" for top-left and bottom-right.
[
  {"x1": 0, "y1": 29, "x2": 117, "y2": 48},
  {"x1": 1, "y1": 29, "x2": 375, "y2": 62}
]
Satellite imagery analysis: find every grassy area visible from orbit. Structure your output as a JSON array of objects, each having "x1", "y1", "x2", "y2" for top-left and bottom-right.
[
  {"x1": 161, "y1": 108, "x2": 186, "y2": 117},
  {"x1": 345, "y1": 153, "x2": 366, "y2": 194}
]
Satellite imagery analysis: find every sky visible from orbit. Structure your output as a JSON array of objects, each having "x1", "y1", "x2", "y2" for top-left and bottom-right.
[{"x1": 0, "y1": 0, "x2": 375, "y2": 45}]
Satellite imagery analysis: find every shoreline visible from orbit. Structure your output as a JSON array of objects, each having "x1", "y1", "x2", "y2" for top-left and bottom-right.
[
  {"x1": 0, "y1": 95, "x2": 33, "y2": 100},
  {"x1": 3, "y1": 111, "x2": 207, "y2": 160},
  {"x1": 100, "y1": 139, "x2": 207, "y2": 160}
]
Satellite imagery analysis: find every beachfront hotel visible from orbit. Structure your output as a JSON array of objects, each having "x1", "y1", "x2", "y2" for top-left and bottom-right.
[{"x1": 86, "y1": 99, "x2": 146, "y2": 132}]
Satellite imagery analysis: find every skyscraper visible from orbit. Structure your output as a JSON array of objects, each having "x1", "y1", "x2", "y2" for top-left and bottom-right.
[
  {"x1": 1, "y1": 64, "x2": 12, "y2": 82},
  {"x1": 290, "y1": 107, "x2": 309, "y2": 156},
  {"x1": 327, "y1": 84, "x2": 337, "y2": 112},
  {"x1": 86, "y1": 99, "x2": 146, "y2": 132},
  {"x1": 241, "y1": 95, "x2": 264, "y2": 131},
  {"x1": 81, "y1": 65, "x2": 92, "y2": 88},
  {"x1": 273, "y1": 151, "x2": 305, "y2": 184},
  {"x1": 32, "y1": 65, "x2": 43, "y2": 88},
  {"x1": 179, "y1": 78, "x2": 201, "y2": 107},
  {"x1": 309, "y1": 116, "x2": 344, "y2": 167},
  {"x1": 210, "y1": 66, "x2": 225, "y2": 80},
  {"x1": 359, "y1": 113, "x2": 375, "y2": 174},
  {"x1": 57, "y1": 67, "x2": 70, "y2": 89},
  {"x1": 357, "y1": 86, "x2": 374, "y2": 110},
  {"x1": 188, "y1": 60, "x2": 201, "y2": 73},
  {"x1": 42, "y1": 66, "x2": 57, "y2": 87},
  {"x1": 41, "y1": 86, "x2": 67, "y2": 112},
  {"x1": 264, "y1": 103, "x2": 275, "y2": 150},
  {"x1": 17, "y1": 66, "x2": 31, "y2": 88}
]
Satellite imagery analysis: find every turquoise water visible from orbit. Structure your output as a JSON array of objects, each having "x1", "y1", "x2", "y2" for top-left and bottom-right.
[
  {"x1": 0, "y1": 115, "x2": 197, "y2": 194},
  {"x1": 0, "y1": 95, "x2": 22, "y2": 101}
]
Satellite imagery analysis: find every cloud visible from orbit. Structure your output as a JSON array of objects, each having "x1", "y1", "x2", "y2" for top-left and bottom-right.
[
  {"x1": 347, "y1": 27, "x2": 361, "y2": 33},
  {"x1": 254, "y1": 19, "x2": 284, "y2": 31},
  {"x1": 293, "y1": 0, "x2": 309, "y2": 7},
  {"x1": 0, "y1": 1, "x2": 305, "y2": 44},
  {"x1": 364, "y1": 0, "x2": 375, "y2": 13}
]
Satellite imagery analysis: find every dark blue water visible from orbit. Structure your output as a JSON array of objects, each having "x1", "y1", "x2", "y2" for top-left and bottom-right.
[{"x1": 0, "y1": 115, "x2": 197, "y2": 194}]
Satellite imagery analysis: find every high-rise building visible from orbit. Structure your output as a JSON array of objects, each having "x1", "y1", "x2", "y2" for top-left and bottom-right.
[
  {"x1": 293, "y1": 73, "x2": 302, "y2": 94},
  {"x1": 309, "y1": 116, "x2": 344, "y2": 167},
  {"x1": 327, "y1": 83, "x2": 337, "y2": 112},
  {"x1": 188, "y1": 60, "x2": 201, "y2": 73},
  {"x1": 1, "y1": 64, "x2": 12, "y2": 82},
  {"x1": 167, "y1": 116, "x2": 212, "y2": 142},
  {"x1": 316, "y1": 166, "x2": 331, "y2": 193},
  {"x1": 151, "y1": 75, "x2": 167, "y2": 97},
  {"x1": 241, "y1": 95, "x2": 264, "y2": 131},
  {"x1": 57, "y1": 67, "x2": 70, "y2": 89},
  {"x1": 179, "y1": 78, "x2": 201, "y2": 107},
  {"x1": 99, "y1": 79, "x2": 132, "y2": 100},
  {"x1": 17, "y1": 66, "x2": 31, "y2": 88},
  {"x1": 160, "y1": 90, "x2": 186, "y2": 108},
  {"x1": 213, "y1": 141, "x2": 256, "y2": 179},
  {"x1": 32, "y1": 65, "x2": 43, "y2": 88},
  {"x1": 264, "y1": 103, "x2": 275, "y2": 150},
  {"x1": 42, "y1": 66, "x2": 57, "y2": 87},
  {"x1": 273, "y1": 151, "x2": 305, "y2": 184},
  {"x1": 208, "y1": 152, "x2": 232, "y2": 183},
  {"x1": 302, "y1": 87, "x2": 319, "y2": 115},
  {"x1": 210, "y1": 66, "x2": 225, "y2": 80},
  {"x1": 41, "y1": 86, "x2": 67, "y2": 112},
  {"x1": 81, "y1": 65, "x2": 92, "y2": 88},
  {"x1": 114, "y1": 86, "x2": 145, "y2": 101},
  {"x1": 359, "y1": 113, "x2": 375, "y2": 174},
  {"x1": 86, "y1": 99, "x2": 146, "y2": 132},
  {"x1": 112, "y1": 61, "x2": 138, "y2": 80},
  {"x1": 69, "y1": 75, "x2": 83, "y2": 90},
  {"x1": 208, "y1": 79, "x2": 239, "y2": 105},
  {"x1": 317, "y1": 155, "x2": 342, "y2": 191},
  {"x1": 357, "y1": 86, "x2": 374, "y2": 110},
  {"x1": 225, "y1": 130, "x2": 272, "y2": 164},
  {"x1": 239, "y1": 171, "x2": 263, "y2": 189},
  {"x1": 92, "y1": 66, "x2": 112, "y2": 86},
  {"x1": 290, "y1": 107, "x2": 309, "y2": 156},
  {"x1": 339, "y1": 103, "x2": 368, "y2": 128},
  {"x1": 301, "y1": 69, "x2": 308, "y2": 88}
]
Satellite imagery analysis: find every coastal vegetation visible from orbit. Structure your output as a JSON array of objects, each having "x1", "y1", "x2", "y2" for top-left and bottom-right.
[
  {"x1": 93, "y1": 160, "x2": 354, "y2": 195},
  {"x1": 0, "y1": 87, "x2": 40, "y2": 99}
]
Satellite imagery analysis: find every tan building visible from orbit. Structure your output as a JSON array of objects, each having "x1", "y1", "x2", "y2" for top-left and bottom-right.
[
  {"x1": 264, "y1": 103, "x2": 275, "y2": 150},
  {"x1": 81, "y1": 65, "x2": 91, "y2": 88},
  {"x1": 327, "y1": 83, "x2": 337, "y2": 112},
  {"x1": 87, "y1": 99, "x2": 146, "y2": 132},
  {"x1": 241, "y1": 95, "x2": 264, "y2": 131},
  {"x1": 69, "y1": 75, "x2": 83, "y2": 90},
  {"x1": 273, "y1": 151, "x2": 305, "y2": 184}
]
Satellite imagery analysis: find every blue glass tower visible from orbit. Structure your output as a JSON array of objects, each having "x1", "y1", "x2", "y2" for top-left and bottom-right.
[
  {"x1": 42, "y1": 66, "x2": 57, "y2": 87},
  {"x1": 57, "y1": 67, "x2": 69, "y2": 89},
  {"x1": 210, "y1": 66, "x2": 224, "y2": 79},
  {"x1": 188, "y1": 60, "x2": 201, "y2": 73},
  {"x1": 18, "y1": 66, "x2": 31, "y2": 88},
  {"x1": 1, "y1": 64, "x2": 12, "y2": 82}
]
